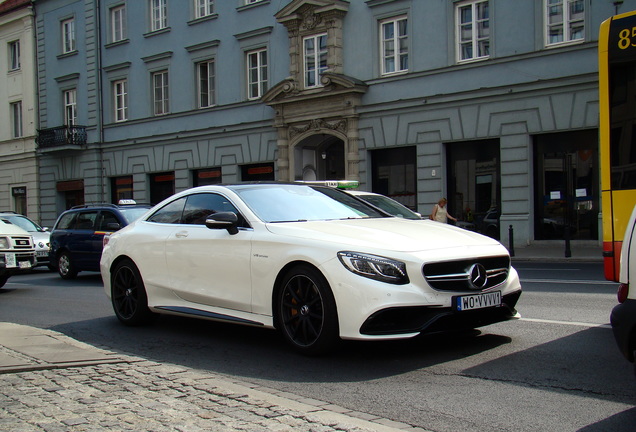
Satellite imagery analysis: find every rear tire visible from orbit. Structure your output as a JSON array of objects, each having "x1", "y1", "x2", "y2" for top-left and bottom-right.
[
  {"x1": 276, "y1": 264, "x2": 339, "y2": 355},
  {"x1": 57, "y1": 252, "x2": 78, "y2": 280},
  {"x1": 0, "y1": 275, "x2": 8, "y2": 288},
  {"x1": 111, "y1": 259, "x2": 155, "y2": 326}
]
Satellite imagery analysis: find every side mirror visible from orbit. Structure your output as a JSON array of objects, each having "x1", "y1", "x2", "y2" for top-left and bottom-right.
[
  {"x1": 106, "y1": 222, "x2": 121, "y2": 231},
  {"x1": 205, "y1": 212, "x2": 239, "y2": 235}
]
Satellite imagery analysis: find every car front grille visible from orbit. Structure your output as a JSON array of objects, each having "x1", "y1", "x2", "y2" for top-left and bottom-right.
[
  {"x1": 422, "y1": 255, "x2": 510, "y2": 292},
  {"x1": 11, "y1": 235, "x2": 33, "y2": 250}
]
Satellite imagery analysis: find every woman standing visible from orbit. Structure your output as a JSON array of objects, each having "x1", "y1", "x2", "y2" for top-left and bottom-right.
[{"x1": 430, "y1": 198, "x2": 457, "y2": 224}]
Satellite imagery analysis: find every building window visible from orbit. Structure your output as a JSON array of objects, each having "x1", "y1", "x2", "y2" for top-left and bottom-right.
[
  {"x1": 150, "y1": 172, "x2": 175, "y2": 204},
  {"x1": 111, "y1": 176, "x2": 133, "y2": 202},
  {"x1": 380, "y1": 17, "x2": 408, "y2": 75},
  {"x1": 371, "y1": 147, "x2": 417, "y2": 211},
  {"x1": 456, "y1": 0, "x2": 489, "y2": 62},
  {"x1": 545, "y1": 0, "x2": 584, "y2": 46},
  {"x1": 197, "y1": 60, "x2": 215, "y2": 108},
  {"x1": 241, "y1": 163, "x2": 274, "y2": 181},
  {"x1": 193, "y1": 168, "x2": 222, "y2": 186},
  {"x1": 195, "y1": 0, "x2": 214, "y2": 19},
  {"x1": 64, "y1": 89, "x2": 77, "y2": 125},
  {"x1": 113, "y1": 79, "x2": 128, "y2": 122},
  {"x1": 10, "y1": 102, "x2": 23, "y2": 138},
  {"x1": 150, "y1": 0, "x2": 168, "y2": 32},
  {"x1": 62, "y1": 18, "x2": 76, "y2": 54},
  {"x1": 8, "y1": 40, "x2": 20, "y2": 71},
  {"x1": 304, "y1": 34, "x2": 328, "y2": 88},
  {"x1": 247, "y1": 48, "x2": 268, "y2": 100},
  {"x1": 12, "y1": 187, "x2": 27, "y2": 215},
  {"x1": 111, "y1": 5, "x2": 127, "y2": 42},
  {"x1": 153, "y1": 70, "x2": 169, "y2": 115}
]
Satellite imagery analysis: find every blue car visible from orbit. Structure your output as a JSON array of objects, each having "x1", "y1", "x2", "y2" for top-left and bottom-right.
[{"x1": 49, "y1": 201, "x2": 150, "y2": 279}]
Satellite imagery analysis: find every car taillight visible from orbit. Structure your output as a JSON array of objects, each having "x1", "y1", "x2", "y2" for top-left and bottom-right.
[
  {"x1": 617, "y1": 283, "x2": 629, "y2": 304},
  {"x1": 103, "y1": 234, "x2": 110, "y2": 249}
]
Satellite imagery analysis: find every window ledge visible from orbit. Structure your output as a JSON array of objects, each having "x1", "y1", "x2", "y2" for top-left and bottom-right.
[
  {"x1": 544, "y1": 39, "x2": 585, "y2": 50},
  {"x1": 143, "y1": 27, "x2": 171, "y2": 38},
  {"x1": 57, "y1": 50, "x2": 78, "y2": 60},
  {"x1": 188, "y1": 14, "x2": 219, "y2": 26},
  {"x1": 237, "y1": 1, "x2": 270, "y2": 12},
  {"x1": 105, "y1": 39, "x2": 130, "y2": 49}
]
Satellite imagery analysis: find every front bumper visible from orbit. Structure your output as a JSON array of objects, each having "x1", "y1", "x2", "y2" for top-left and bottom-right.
[
  {"x1": 610, "y1": 299, "x2": 636, "y2": 362},
  {"x1": 360, "y1": 290, "x2": 522, "y2": 336},
  {"x1": 0, "y1": 252, "x2": 37, "y2": 275}
]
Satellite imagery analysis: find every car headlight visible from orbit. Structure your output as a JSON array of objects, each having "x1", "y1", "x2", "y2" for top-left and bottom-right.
[
  {"x1": 0, "y1": 237, "x2": 9, "y2": 250},
  {"x1": 337, "y1": 251, "x2": 409, "y2": 285}
]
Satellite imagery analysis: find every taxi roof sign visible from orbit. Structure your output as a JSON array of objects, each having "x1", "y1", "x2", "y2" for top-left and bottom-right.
[{"x1": 298, "y1": 180, "x2": 359, "y2": 189}]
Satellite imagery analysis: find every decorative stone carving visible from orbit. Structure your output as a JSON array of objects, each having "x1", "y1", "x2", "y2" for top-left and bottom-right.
[
  {"x1": 301, "y1": 9, "x2": 321, "y2": 30},
  {"x1": 289, "y1": 119, "x2": 348, "y2": 138}
]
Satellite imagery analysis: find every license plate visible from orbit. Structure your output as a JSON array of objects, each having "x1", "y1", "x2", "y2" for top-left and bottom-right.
[
  {"x1": 455, "y1": 291, "x2": 502, "y2": 311},
  {"x1": 19, "y1": 261, "x2": 31, "y2": 269},
  {"x1": 5, "y1": 253, "x2": 16, "y2": 268}
]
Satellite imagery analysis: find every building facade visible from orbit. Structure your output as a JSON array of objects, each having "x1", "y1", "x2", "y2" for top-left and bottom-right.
[
  {"x1": 0, "y1": 0, "x2": 38, "y2": 221},
  {"x1": 33, "y1": 0, "x2": 629, "y2": 247}
]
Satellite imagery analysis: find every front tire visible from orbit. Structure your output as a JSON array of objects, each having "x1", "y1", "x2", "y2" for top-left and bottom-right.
[
  {"x1": 276, "y1": 264, "x2": 339, "y2": 355},
  {"x1": 111, "y1": 259, "x2": 154, "y2": 326},
  {"x1": 0, "y1": 275, "x2": 8, "y2": 288},
  {"x1": 57, "y1": 252, "x2": 78, "y2": 280}
]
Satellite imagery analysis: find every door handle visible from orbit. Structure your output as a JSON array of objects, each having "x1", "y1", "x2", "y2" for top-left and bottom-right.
[{"x1": 175, "y1": 231, "x2": 189, "y2": 238}]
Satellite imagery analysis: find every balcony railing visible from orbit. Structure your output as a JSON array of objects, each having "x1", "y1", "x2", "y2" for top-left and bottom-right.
[{"x1": 37, "y1": 125, "x2": 87, "y2": 149}]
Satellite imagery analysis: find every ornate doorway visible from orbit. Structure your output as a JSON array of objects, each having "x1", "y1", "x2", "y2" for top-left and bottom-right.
[{"x1": 294, "y1": 133, "x2": 345, "y2": 180}]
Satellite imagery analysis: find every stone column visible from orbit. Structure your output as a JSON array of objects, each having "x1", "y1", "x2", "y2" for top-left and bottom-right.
[
  {"x1": 346, "y1": 117, "x2": 360, "y2": 182},
  {"x1": 276, "y1": 127, "x2": 290, "y2": 181}
]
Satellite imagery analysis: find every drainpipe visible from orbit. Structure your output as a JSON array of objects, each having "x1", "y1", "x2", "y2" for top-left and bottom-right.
[{"x1": 95, "y1": 0, "x2": 105, "y2": 202}]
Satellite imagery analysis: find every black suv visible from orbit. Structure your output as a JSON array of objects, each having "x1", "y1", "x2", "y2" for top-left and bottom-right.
[{"x1": 49, "y1": 201, "x2": 151, "y2": 279}]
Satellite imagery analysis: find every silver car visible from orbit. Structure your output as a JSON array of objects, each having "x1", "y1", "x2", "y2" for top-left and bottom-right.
[{"x1": 0, "y1": 212, "x2": 51, "y2": 269}]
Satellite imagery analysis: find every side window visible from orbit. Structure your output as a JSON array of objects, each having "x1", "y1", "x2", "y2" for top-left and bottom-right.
[
  {"x1": 97, "y1": 211, "x2": 121, "y2": 231},
  {"x1": 75, "y1": 211, "x2": 98, "y2": 230},
  {"x1": 147, "y1": 197, "x2": 187, "y2": 223},
  {"x1": 56, "y1": 213, "x2": 77, "y2": 230},
  {"x1": 182, "y1": 193, "x2": 239, "y2": 225}
]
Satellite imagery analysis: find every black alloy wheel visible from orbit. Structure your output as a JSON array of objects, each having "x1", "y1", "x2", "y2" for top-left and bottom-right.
[
  {"x1": 57, "y1": 252, "x2": 78, "y2": 280},
  {"x1": 277, "y1": 264, "x2": 339, "y2": 355},
  {"x1": 111, "y1": 259, "x2": 154, "y2": 326}
]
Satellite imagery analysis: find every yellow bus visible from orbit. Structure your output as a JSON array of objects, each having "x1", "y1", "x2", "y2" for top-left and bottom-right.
[{"x1": 600, "y1": 10, "x2": 636, "y2": 281}]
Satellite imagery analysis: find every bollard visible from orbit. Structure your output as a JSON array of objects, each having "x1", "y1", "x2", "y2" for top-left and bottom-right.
[
  {"x1": 508, "y1": 225, "x2": 515, "y2": 257},
  {"x1": 564, "y1": 225, "x2": 571, "y2": 257}
]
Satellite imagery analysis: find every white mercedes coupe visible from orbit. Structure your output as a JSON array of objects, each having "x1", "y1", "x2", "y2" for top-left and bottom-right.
[{"x1": 101, "y1": 183, "x2": 522, "y2": 355}]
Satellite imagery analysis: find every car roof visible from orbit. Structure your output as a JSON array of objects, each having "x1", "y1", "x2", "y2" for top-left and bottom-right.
[{"x1": 64, "y1": 203, "x2": 152, "y2": 212}]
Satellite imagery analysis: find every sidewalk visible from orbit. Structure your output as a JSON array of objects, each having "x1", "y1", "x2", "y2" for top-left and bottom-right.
[
  {"x1": 509, "y1": 241, "x2": 602, "y2": 262},
  {"x1": 0, "y1": 323, "x2": 425, "y2": 432}
]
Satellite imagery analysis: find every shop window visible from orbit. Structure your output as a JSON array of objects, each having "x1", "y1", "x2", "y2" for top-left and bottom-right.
[
  {"x1": 533, "y1": 130, "x2": 598, "y2": 240},
  {"x1": 241, "y1": 163, "x2": 274, "y2": 181},
  {"x1": 111, "y1": 176, "x2": 133, "y2": 202},
  {"x1": 447, "y1": 140, "x2": 500, "y2": 238},
  {"x1": 150, "y1": 172, "x2": 175, "y2": 204},
  {"x1": 371, "y1": 147, "x2": 417, "y2": 211},
  {"x1": 194, "y1": 168, "x2": 222, "y2": 186}
]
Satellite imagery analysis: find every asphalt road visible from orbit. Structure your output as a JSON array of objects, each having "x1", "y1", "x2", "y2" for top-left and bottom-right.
[{"x1": 1, "y1": 262, "x2": 634, "y2": 432}]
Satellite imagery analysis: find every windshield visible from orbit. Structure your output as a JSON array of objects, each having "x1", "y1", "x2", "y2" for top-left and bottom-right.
[
  {"x1": 230, "y1": 184, "x2": 386, "y2": 223},
  {"x1": 119, "y1": 207, "x2": 151, "y2": 224},
  {"x1": 6, "y1": 216, "x2": 42, "y2": 232},
  {"x1": 357, "y1": 194, "x2": 421, "y2": 220}
]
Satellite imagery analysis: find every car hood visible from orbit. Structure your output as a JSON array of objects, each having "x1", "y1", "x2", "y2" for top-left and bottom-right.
[
  {"x1": 30, "y1": 231, "x2": 50, "y2": 245},
  {"x1": 265, "y1": 218, "x2": 506, "y2": 254}
]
